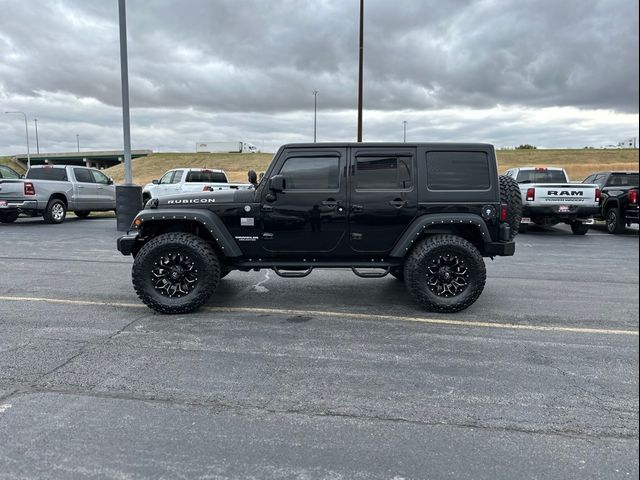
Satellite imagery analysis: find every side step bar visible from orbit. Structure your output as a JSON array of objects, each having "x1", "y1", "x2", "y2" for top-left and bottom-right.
[{"x1": 351, "y1": 267, "x2": 390, "y2": 278}]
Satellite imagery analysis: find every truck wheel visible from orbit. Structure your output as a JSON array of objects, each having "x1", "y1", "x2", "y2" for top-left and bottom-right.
[
  {"x1": 43, "y1": 199, "x2": 67, "y2": 224},
  {"x1": 74, "y1": 210, "x2": 91, "y2": 219},
  {"x1": 132, "y1": 232, "x2": 220, "y2": 314},
  {"x1": 606, "y1": 208, "x2": 626, "y2": 234},
  {"x1": 498, "y1": 175, "x2": 522, "y2": 240},
  {"x1": 570, "y1": 222, "x2": 589, "y2": 235},
  {"x1": 390, "y1": 267, "x2": 404, "y2": 281},
  {"x1": 404, "y1": 235, "x2": 486, "y2": 313}
]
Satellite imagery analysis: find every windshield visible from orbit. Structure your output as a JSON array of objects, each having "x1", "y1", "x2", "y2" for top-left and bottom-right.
[{"x1": 516, "y1": 170, "x2": 567, "y2": 184}]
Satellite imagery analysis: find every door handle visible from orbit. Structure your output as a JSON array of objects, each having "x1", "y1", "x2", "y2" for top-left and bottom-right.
[
  {"x1": 321, "y1": 199, "x2": 337, "y2": 209},
  {"x1": 389, "y1": 199, "x2": 407, "y2": 208},
  {"x1": 351, "y1": 204, "x2": 364, "y2": 212}
]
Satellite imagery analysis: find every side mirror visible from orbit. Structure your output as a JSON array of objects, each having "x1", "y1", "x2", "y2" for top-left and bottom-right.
[
  {"x1": 247, "y1": 169, "x2": 257, "y2": 184},
  {"x1": 152, "y1": 179, "x2": 159, "y2": 184},
  {"x1": 269, "y1": 174, "x2": 285, "y2": 192},
  {"x1": 107, "y1": 178, "x2": 114, "y2": 185}
]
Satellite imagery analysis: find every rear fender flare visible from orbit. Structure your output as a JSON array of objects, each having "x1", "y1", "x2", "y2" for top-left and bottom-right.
[{"x1": 390, "y1": 214, "x2": 490, "y2": 258}]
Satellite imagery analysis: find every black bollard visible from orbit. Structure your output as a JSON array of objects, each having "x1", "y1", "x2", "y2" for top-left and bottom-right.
[{"x1": 116, "y1": 184, "x2": 143, "y2": 232}]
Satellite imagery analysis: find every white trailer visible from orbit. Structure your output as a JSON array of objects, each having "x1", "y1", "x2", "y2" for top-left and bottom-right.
[{"x1": 195, "y1": 141, "x2": 258, "y2": 154}]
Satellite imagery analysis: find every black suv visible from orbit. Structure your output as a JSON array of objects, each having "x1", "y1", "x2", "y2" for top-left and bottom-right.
[
  {"x1": 583, "y1": 171, "x2": 639, "y2": 234},
  {"x1": 118, "y1": 143, "x2": 521, "y2": 314}
]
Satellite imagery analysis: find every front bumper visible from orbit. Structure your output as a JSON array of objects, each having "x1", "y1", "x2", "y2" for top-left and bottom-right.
[
  {"x1": 522, "y1": 205, "x2": 600, "y2": 220},
  {"x1": 0, "y1": 200, "x2": 38, "y2": 211},
  {"x1": 117, "y1": 232, "x2": 139, "y2": 256},
  {"x1": 485, "y1": 241, "x2": 515, "y2": 256}
]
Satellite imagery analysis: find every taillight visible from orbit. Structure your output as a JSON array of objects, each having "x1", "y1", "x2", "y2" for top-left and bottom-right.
[
  {"x1": 595, "y1": 188, "x2": 601, "y2": 202},
  {"x1": 629, "y1": 190, "x2": 638, "y2": 205},
  {"x1": 526, "y1": 188, "x2": 535, "y2": 201},
  {"x1": 24, "y1": 182, "x2": 36, "y2": 195},
  {"x1": 500, "y1": 205, "x2": 508, "y2": 221}
]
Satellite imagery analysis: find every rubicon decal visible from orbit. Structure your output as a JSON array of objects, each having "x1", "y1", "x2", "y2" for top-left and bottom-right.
[{"x1": 167, "y1": 198, "x2": 216, "y2": 204}]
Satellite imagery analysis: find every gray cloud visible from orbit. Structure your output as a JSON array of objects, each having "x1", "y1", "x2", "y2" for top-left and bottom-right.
[{"x1": 0, "y1": 0, "x2": 638, "y2": 153}]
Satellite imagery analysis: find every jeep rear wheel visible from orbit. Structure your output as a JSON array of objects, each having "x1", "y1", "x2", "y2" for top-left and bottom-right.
[
  {"x1": 404, "y1": 235, "x2": 486, "y2": 313},
  {"x1": 132, "y1": 232, "x2": 221, "y2": 314},
  {"x1": 499, "y1": 175, "x2": 522, "y2": 240}
]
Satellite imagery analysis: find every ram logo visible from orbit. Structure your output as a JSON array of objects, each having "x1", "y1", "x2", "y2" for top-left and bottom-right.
[{"x1": 547, "y1": 190, "x2": 583, "y2": 196}]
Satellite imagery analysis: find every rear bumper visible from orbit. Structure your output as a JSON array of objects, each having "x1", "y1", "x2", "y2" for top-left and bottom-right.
[
  {"x1": 522, "y1": 205, "x2": 600, "y2": 220},
  {"x1": 117, "y1": 233, "x2": 139, "y2": 256},
  {"x1": 484, "y1": 241, "x2": 515, "y2": 256},
  {"x1": 0, "y1": 200, "x2": 38, "y2": 211},
  {"x1": 625, "y1": 207, "x2": 639, "y2": 224}
]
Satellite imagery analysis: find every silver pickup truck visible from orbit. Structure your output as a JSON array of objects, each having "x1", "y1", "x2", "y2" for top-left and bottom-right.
[{"x1": 0, "y1": 165, "x2": 116, "y2": 224}]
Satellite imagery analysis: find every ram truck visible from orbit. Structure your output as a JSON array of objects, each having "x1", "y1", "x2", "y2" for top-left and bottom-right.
[
  {"x1": 0, "y1": 165, "x2": 115, "y2": 224},
  {"x1": 118, "y1": 142, "x2": 522, "y2": 315},
  {"x1": 142, "y1": 168, "x2": 251, "y2": 203},
  {"x1": 503, "y1": 167, "x2": 600, "y2": 235},
  {"x1": 583, "y1": 171, "x2": 639, "y2": 234}
]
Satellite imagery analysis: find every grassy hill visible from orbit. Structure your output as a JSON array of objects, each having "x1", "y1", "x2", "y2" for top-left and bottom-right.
[{"x1": 103, "y1": 148, "x2": 638, "y2": 185}]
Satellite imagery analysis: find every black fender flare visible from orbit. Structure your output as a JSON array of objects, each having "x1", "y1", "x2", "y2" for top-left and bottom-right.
[
  {"x1": 134, "y1": 208, "x2": 243, "y2": 257},
  {"x1": 602, "y1": 197, "x2": 620, "y2": 211},
  {"x1": 389, "y1": 213, "x2": 491, "y2": 258}
]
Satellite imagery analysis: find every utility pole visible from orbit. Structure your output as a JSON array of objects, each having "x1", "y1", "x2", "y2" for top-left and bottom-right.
[
  {"x1": 403, "y1": 120, "x2": 407, "y2": 143},
  {"x1": 76, "y1": 134, "x2": 80, "y2": 152},
  {"x1": 4, "y1": 111, "x2": 30, "y2": 169},
  {"x1": 313, "y1": 90, "x2": 318, "y2": 143},
  {"x1": 357, "y1": 0, "x2": 364, "y2": 142},
  {"x1": 34, "y1": 118, "x2": 40, "y2": 154}
]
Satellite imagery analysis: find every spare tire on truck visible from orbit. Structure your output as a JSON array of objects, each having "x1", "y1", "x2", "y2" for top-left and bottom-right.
[{"x1": 499, "y1": 175, "x2": 522, "y2": 241}]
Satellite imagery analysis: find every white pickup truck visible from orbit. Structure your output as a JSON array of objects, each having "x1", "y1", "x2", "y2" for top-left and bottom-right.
[
  {"x1": 0, "y1": 165, "x2": 116, "y2": 224},
  {"x1": 142, "y1": 168, "x2": 251, "y2": 203},
  {"x1": 503, "y1": 167, "x2": 600, "y2": 235}
]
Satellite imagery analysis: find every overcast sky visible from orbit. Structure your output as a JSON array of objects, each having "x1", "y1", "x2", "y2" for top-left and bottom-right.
[{"x1": 0, "y1": 0, "x2": 638, "y2": 154}]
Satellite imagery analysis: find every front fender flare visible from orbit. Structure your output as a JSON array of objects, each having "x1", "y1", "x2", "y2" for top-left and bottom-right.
[{"x1": 134, "y1": 208, "x2": 242, "y2": 257}]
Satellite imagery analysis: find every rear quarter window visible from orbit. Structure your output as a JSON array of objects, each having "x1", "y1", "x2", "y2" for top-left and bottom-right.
[
  {"x1": 426, "y1": 151, "x2": 490, "y2": 190},
  {"x1": 26, "y1": 168, "x2": 68, "y2": 181}
]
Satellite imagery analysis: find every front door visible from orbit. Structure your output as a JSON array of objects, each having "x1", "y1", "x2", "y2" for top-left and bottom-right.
[
  {"x1": 73, "y1": 168, "x2": 100, "y2": 209},
  {"x1": 348, "y1": 147, "x2": 418, "y2": 253},
  {"x1": 261, "y1": 147, "x2": 347, "y2": 255},
  {"x1": 90, "y1": 169, "x2": 116, "y2": 209}
]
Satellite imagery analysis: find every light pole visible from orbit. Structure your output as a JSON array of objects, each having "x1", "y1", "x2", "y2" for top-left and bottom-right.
[
  {"x1": 403, "y1": 120, "x2": 407, "y2": 143},
  {"x1": 357, "y1": 0, "x2": 364, "y2": 142},
  {"x1": 76, "y1": 134, "x2": 80, "y2": 152},
  {"x1": 34, "y1": 118, "x2": 40, "y2": 154},
  {"x1": 313, "y1": 90, "x2": 318, "y2": 143},
  {"x1": 4, "y1": 111, "x2": 31, "y2": 169}
]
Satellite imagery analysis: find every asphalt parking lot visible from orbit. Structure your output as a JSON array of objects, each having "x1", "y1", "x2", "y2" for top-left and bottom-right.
[{"x1": 0, "y1": 216, "x2": 638, "y2": 479}]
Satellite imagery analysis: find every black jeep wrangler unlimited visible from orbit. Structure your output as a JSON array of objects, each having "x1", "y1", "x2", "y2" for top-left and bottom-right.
[{"x1": 117, "y1": 143, "x2": 521, "y2": 314}]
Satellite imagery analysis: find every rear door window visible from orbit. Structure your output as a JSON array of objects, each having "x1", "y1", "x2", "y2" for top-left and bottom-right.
[
  {"x1": 354, "y1": 155, "x2": 413, "y2": 190},
  {"x1": 426, "y1": 151, "x2": 491, "y2": 190},
  {"x1": 26, "y1": 168, "x2": 68, "y2": 181}
]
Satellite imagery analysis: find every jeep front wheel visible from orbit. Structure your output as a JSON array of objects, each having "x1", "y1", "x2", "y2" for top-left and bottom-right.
[
  {"x1": 132, "y1": 232, "x2": 221, "y2": 314},
  {"x1": 404, "y1": 235, "x2": 486, "y2": 313}
]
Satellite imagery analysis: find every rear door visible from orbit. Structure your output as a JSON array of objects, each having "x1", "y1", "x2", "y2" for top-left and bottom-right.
[
  {"x1": 348, "y1": 147, "x2": 417, "y2": 253},
  {"x1": 73, "y1": 168, "x2": 99, "y2": 209}
]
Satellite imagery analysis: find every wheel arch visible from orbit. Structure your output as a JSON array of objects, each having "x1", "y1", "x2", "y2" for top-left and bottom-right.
[
  {"x1": 48, "y1": 193, "x2": 68, "y2": 207},
  {"x1": 390, "y1": 214, "x2": 490, "y2": 259}
]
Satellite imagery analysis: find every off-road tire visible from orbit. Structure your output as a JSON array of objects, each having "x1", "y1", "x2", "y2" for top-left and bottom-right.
[
  {"x1": 390, "y1": 267, "x2": 404, "y2": 281},
  {"x1": 0, "y1": 211, "x2": 19, "y2": 223},
  {"x1": 499, "y1": 175, "x2": 522, "y2": 240},
  {"x1": 570, "y1": 222, "x2": 589, "y2": 235},
  {"x1": 605, "y1": 207, "x2": 626, "y2": 234},
  {"x1": 220, "y1": 268, "x2": 231, "y2": 279},
  {"x1": 74, "y1": 210, "x2": 91, "y2": 219},
  {"x1": 43, "y1": 199, "x2": 66, "y2": 224},
  {"x1": 132, "y1": 232, "x2": 220, "y2": 314},
  {"x1": 404, "y1": 235, "x2": 486, "y2": 313}
]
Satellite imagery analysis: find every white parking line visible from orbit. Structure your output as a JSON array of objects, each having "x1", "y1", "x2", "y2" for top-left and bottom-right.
[{"x1": 0, "y1": 295, "x2": 637, "y2": 336}]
